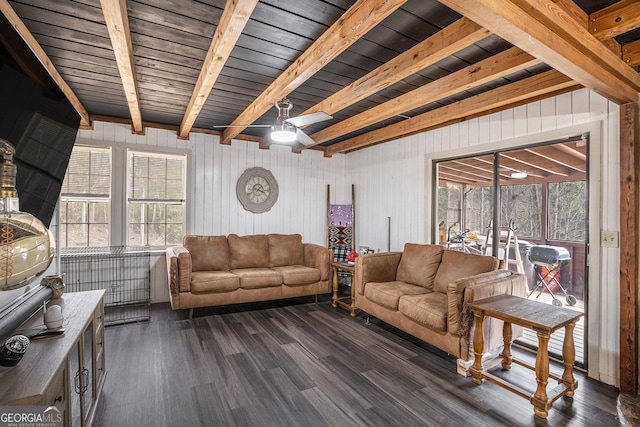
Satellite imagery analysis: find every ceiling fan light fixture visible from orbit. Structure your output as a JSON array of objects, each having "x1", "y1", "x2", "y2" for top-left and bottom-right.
[
  {"x1": 270, "y1": 123, "x2": 297, "y2": 143},
  {"x1": 511, "y1": 171, "x2": 528, "y2": 179}
]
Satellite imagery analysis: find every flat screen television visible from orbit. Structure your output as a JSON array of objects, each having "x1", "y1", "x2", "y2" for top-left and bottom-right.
[{"x1": 0, "y1": 17, "x2": 80, "y2": 329}]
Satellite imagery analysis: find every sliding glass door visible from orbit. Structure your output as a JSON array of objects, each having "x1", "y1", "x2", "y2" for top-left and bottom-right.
[{"x1": 433, "y1": 136, "x2": 588, "y2": 367}]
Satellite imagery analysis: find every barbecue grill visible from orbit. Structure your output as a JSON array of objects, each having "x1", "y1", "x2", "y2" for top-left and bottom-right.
[{"x1": 527, "y1": 245, "x2": 577, "y2": 306}]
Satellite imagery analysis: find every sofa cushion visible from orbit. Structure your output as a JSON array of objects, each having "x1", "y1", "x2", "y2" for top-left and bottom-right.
[
  {"x1": 228, "y1": 234, "x2": 270, "y2": 269},
  {"x1": 272, "y1": 265, "x2": 321, "y2": 285},
  {"x1": 183, "y1": 235, "x2": 230, "y2": 271},
  {"x1": 190, "y1": 271, "x2": 239, "y2": 293},
  {"x1": 364, "y1": 281, "x2": 430, "y2": 311},
  {"x1": 396, "y1": 243, "x2": 444, "y2": 290},
  {"x1": 268, "y1": 234, "x2": 304, "y2": 267},
  {"x1": 433, "y1": 250, "x2": 499, "y2": 293},
  {"x1": 231, "y1": 268, "x2": 283, "y2": 289},
  {"x1": 399, "y1": 292, "x2": 448, "y2": 332}
]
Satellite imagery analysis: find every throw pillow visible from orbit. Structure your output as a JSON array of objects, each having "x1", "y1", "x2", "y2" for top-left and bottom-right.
[{"x1": 396, "y1": 243, "x2": 444, "y2": 290}]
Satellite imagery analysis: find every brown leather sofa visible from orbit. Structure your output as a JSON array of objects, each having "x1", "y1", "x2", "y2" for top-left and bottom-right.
[
  {"x1": 354, "y1": 243, "x2": 528, "y2": 374},
  {"x1": 166, "y1": 233, "x2": 331, "y2": 316}
]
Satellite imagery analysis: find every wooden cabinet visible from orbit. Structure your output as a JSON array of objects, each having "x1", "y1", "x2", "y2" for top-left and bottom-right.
[{"x1": 0, "y1": 290, "x2": 105, "y2": 427}]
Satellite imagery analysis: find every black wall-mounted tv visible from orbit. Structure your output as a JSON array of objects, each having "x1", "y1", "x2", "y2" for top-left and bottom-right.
[{"x1": 0, "y1": 16, "x2": 80, "y2": 228}]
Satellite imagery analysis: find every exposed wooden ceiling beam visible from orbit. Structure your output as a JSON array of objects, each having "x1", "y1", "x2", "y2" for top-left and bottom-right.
[
  {"x1": 100, "y1": 0, "x2": 142, "y2": 134},
  {"x1": 220, "y1": 0, "x2": 407, "y2": 145},
  {"x1": 0, "y1": 0, "x2": 91, "y2": 128},
  {"x1": 623, "y1": 39, "x2": 640, "y2": 67},
  {"x1": 310, "y1": 47, "x2": 540, "y2": 146},
  {"x1": 300, "y1": 17, "x2": 489, "y2": 119},
  {"x1": 553, "y1": 0, "x2": 623, "y2": 57},
  {"x1": 589, "y1": 0, "x2": 640, "y2": 40},
  {"x1": 325, "y1": 70, "x2": 575, "y2": 156},
  {"x1": 438, "y1": 0, "x2": 640, "y2": 104},
  {"x1": 178, "y1": 0, "x2": 258, "y2": 140}
]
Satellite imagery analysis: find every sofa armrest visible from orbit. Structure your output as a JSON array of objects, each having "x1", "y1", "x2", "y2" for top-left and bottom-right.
[
  {"x1": 354, "y1": 252, "x2": 402, "y2": 296},
  {"x1": 303, "y1": 243, "x2": 331, "y2": 281},
  {"x1": 166, "y1": 246, "x2": 192, "y2": 294},
  {"x1": 447, "y1": 270, "x2": 527, "y2": 337}
]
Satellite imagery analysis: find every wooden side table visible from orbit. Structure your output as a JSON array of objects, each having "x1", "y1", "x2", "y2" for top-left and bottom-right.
[
  {"x1": 330, "y1": 261, "x2": 357, "y2": 317},
  {"x1": 467, "y1": 294, "x2": 583, "y2": 419}
]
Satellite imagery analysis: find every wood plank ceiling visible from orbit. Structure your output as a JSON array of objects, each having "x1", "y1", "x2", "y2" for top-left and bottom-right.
[{"x1": 1, "y1": 0, "x2": 639, "y2": 158}]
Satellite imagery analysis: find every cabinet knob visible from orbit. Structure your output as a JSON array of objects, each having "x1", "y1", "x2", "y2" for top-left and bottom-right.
[{"x1": 54, "y1": 395, "x2": 63, "y2": 403}]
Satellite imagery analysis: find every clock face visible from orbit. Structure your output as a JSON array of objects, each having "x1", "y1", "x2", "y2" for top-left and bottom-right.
[
  {"x1": 245, "y1": 176, "x2": 270, "y2": 203},
  {"x1": 236, "y1": 167, "x2": 279, "y2": 213}
]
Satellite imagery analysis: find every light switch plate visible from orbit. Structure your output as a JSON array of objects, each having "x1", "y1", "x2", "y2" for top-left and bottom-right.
[{"x1": 601, "y1": 230, "x2": 619, "y2": 248}]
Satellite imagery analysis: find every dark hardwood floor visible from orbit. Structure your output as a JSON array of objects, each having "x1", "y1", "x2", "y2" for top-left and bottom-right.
[{"x1": 93, "y1": 295, "x2": 620, "y2": 427}]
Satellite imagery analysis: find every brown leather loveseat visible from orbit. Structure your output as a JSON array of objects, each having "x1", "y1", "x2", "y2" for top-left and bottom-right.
[
  {"x1": 166, "y1": 233, "x2": 331, "y2": 317},
  {"x1": 354, "y1": 243, "x2": 527, "y2": 374}
]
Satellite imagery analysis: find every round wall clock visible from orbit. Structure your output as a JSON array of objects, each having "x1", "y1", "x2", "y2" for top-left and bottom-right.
[{"x1": 236, "y1": 167, "x2": 279, "y2": 213}]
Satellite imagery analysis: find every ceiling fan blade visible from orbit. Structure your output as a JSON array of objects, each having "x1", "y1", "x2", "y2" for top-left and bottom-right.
[
  {"x1": 212, "y1": 124, "x2": 272, "y2": 128},
  {"x1": 296, "y1": 129, "x2": 316, "y2": 146},
  {"x1": 285, "y1": 111, "x2": 332, "y2": 127}
]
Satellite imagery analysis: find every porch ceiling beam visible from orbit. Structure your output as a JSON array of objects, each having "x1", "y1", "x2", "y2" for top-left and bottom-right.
[
  {"x1": 178, "y1": 0, "x2": 259, "y2": 140},
  {"x1": 589, "y1": 0, "x2": 640, "y2": 40},
  {"x1": 325, "y1": 70, "x2": 576, "y2": 156},
  {"x1": 100, "y1": 0, "x2": 143, "y2": 134},
  {"x1": 437, "y1": 0, "x2": 640, "y2": 104},
  {"x1": 524, "y1": 148, "x2": 586, "y2": 174},
  {"x1": 300, "y1": 17, "x2": 489, "y2": 119},
  {"x1": 310, "y1": 47, "x2": 539, "y2": 146},
  {"x1": 0, "y1": 0, "x2": 91, "y2": 128},
  {"x1": 220, "y1": 0, "x2": 407, "y2": 145}
]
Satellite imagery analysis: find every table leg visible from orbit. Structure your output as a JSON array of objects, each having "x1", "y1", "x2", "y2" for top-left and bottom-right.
[
  {"x1": 562, "y1": 321, "x2": 578, "y2": 397},
  {"x1": 500, "y1": 321, "x2": 513, "y2": 370},
  {"x1": 470, "y1": 312, "x2": 485, "y2": 385},
  {"x1": 349, "y1": 272, "x2": 356, "y2": 317},
  {"x1": 532, "y1": 331, "x2": 551, "y2": 418},
  {"x1": 331, "y1": 266, "x2": 339, "y2": 308}
]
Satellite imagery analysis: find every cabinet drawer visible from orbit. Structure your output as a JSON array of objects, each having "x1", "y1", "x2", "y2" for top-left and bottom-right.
[{"x1": 42, "y1": 366, "x2": 66, "y2": 408}]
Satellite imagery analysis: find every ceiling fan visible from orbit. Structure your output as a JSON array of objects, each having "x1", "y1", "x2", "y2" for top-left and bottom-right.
[{"x1": 213, "y1": 98, "x2": 332, "y2": 146}]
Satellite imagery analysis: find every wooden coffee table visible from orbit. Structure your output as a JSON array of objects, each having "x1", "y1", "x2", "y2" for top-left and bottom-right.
[
  {"x1": 467, "y1": 294, "x2": 583, "y2": 419},
  {"x1": 330, "y1": 261, "x2": 357, "y2": 317}
]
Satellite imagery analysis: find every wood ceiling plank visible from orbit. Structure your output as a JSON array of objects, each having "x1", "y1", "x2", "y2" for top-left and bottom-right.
[
  {"x1": 325, "y1": 70, "x2": 575, "y2": 155},
  {"x1": 589, "y1": 0, "x2": 640, "y2": 40},
  {"x1": 0, "y1": 0, "x2": 91, "y2": 127},
  {"x1": 300, "y1": 17, "x2": 489, "y2": 119},
  {"x1": 220, "y1": 0, "x2": 407, "y2": 145},
  {"x1": 438, "y1": 0, "x2": 640, "y2": 104},
  {"x1": 310, "y1": 47, "x2": 540, "y2": 146},
  {"x1": 101, "y1": 0, "x2": 143, "y2": 133},
  {"x1": 623, "y1": 39, "x2": 640, "y2": 67}
]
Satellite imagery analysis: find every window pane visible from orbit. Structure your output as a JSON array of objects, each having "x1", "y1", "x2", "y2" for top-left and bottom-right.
[
  {"x1": 67, "y1": 224, "x2": 88, "y2": 247},
  {"x1": 128, "y1": 151, "x2": 186, "y2": 247},
  {"x1": 548, "y1": 181, "x2": 586, "y2": 241},
  {"x1": 60, "y1": 146, "x2": 111, "y2": 248},
  {"x1": 500, "y1": 184, "x2": 542, "y2": 239}
]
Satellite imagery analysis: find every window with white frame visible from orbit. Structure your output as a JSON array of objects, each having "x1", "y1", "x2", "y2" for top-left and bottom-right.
[
  {"x1": 127, "y1": 150, "x2": 186, "y2": 247},
  {"x1": 59, "y1": 146, "x2": 111, "y2": 248}
]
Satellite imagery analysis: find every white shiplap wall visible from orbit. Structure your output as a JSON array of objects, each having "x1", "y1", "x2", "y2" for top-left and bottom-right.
[
  {"x1": 345, "y1": 88, "x2": 620, "y2": 386},
  {"x1": 74, "y1": 122, "x2": 347, "y2": 303},
  {"x1": 75, "y1": 88, "x2": 620, "y2": 385}
]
